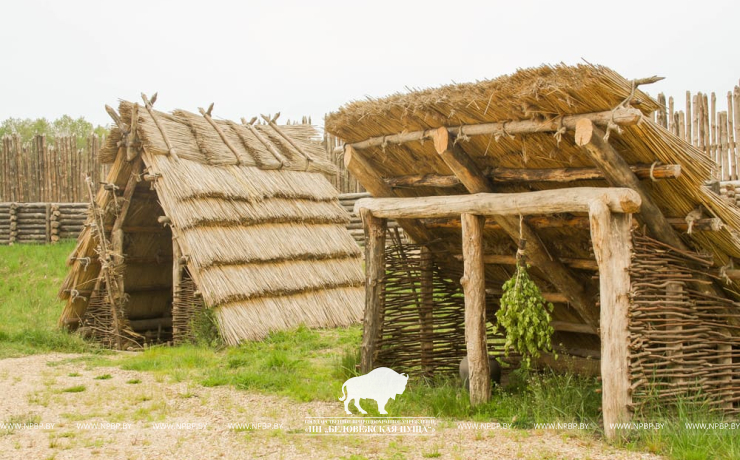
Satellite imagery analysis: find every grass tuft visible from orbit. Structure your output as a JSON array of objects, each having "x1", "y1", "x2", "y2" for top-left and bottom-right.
[{"x1": 61, "y1": 385, "x2": 86, "y2": 393}]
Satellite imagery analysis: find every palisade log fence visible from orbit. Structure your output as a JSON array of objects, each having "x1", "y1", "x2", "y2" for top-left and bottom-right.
[
  {"x1": 651, "y1": 82, "x2": 740, "y2": 181},
  {"x1": 0, "y1": 133, "x2": 107, "y2": 202}
]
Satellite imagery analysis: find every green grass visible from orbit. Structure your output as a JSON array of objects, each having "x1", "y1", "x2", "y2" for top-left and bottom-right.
[
  {"x1": 0, "y1": 241, "x2": 89, "y2": 358},
  {"x1": 1, "y1": 242, "x2": 738, "y2": 460},
  {"x1": 60, "y1": 385, "x2": 85, "y2": 393}
]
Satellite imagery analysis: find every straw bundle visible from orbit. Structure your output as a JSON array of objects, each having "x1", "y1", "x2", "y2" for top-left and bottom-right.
[{"x1": 60, "y1": 99, "x2": 363, "y2": 346}]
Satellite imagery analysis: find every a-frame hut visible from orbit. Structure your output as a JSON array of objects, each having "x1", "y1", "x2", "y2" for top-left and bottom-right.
[
  {"x1": 59, "y1": 97, "x2": 364, "y2": 347},
  {"x1": 325, "y1": 64, "x2": 740, "y2": 438}
]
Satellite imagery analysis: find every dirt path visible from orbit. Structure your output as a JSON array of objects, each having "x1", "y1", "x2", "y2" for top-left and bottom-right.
[{"x1": 0, "y1": 354, "x2": 662, "y2": 460}]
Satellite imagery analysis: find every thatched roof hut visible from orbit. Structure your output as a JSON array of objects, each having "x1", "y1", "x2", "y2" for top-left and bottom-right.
[
  {"x1": 326, "y1": 64, "x2": 740, "y2": 435},
  {"x1": 59, "y1": 97, "x2": 364, "y2": 346}
]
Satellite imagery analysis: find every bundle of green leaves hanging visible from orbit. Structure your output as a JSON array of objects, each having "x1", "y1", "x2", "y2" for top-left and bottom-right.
[{"x1": 493, "y1": 235, "x2": 556, "y2": 369}]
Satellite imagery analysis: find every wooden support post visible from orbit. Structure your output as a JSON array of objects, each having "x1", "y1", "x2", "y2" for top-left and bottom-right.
[
  {"x1": 44, "y1": 203, "x2": 51, "y2": 243},
  {"x1": 110, "y1": 160, "x2": 143, "y2": 267},
  {"x1": 172, "y1": 239, "x2": 183, "y2": 342},
  {"x1": 419, "y1": 246, "x2": 434, "y2": 377},
  {"x1": 432, "y1": 127, "x2": 601, "y2": 326},
  {"x1": 360, "y1": 208, "x2": 386, "y2": 374},
  {"x1": 461, "y1": 213, "x2": 490, "y2": 405},
  {"x1": 589, "y1": 200, "x2": 632, "y2": 440}
]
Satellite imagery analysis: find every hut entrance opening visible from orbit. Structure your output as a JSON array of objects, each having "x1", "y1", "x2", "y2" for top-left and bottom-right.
[{"x1": 77, "y1": 178, "x2": 177, "y2": 348}]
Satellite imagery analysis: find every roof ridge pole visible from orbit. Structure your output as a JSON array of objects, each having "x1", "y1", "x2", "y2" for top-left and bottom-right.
[
  {"x1": 199, "y1": 104, "x2": 242, "y2": 165},
  {"x1": 432, "y1": 127, "x2": 600, "y2": 327},
  {"x1": 241, "y1": 117, "x2": 288, "y2": 168},
  {"x1": 140, "y1": 93, "x2": 180, "y2": 161}
]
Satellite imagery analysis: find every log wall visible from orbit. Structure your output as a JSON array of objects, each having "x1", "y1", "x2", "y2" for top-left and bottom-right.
[{"x1": 0, "y1": 202, "x2": 87, "y2": 244}]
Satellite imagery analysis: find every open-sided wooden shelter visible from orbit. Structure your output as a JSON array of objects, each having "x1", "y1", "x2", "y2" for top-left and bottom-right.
[
  {"x1": 59, "y1": 96, "x2": 364, "y2": 347},
  {"x1": 325, "y1": 64, "x2": 740, "y2": 438}
]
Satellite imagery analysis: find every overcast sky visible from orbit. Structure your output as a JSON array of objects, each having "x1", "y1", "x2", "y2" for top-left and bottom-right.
[{"x1": 1, "y1": 0, "x2": 738, "y2": 129}]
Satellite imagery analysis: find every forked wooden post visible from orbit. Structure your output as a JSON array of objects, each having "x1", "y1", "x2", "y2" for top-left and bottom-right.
[
  {"x1": 419, "y1": 246, "x2": 435, "y2": 376},
  {"x1": 461, "y1": 213, "x2": 490, "y2": 405},
  {"x1": 589, "y1": 200, "x2": 632, "y2": 440},
  {"x1": 360, "y1": 208, "x2": 387, "y2": 374}
]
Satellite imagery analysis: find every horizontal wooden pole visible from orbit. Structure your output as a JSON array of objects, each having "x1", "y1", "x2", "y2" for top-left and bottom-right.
[
  {"x1": 335, "y1": 107, "x2": 643, "y2": 153},
  {"x1": 550, "y1": 321, "x2": 598, "y2": 335},
  {"x1": 454, "y1": 253, "x2": 598, "y2": 270},
  {"x1": 384, "y1": 164, "x2": 681, "y2": 188},
  {"x1": 486, "y1": 288, "x2": 568, "y2": 304},
  {"x1": 103, "y1": 225, "x2": 169, "y2": 234},
  {"x1": 355, "y1": 188, "x2": 641, "y2": 219},
  {"x1": 130, "y1": 317, "x2": 173, "y2": 330},
  {"x1": 425, "y1": 216, "x2": 723, "y2": 232}
]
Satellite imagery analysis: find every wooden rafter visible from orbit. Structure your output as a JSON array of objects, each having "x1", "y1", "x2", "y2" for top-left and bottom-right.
[{"x1": 384, "y1": 164, "x2": 681, "y2": 188}]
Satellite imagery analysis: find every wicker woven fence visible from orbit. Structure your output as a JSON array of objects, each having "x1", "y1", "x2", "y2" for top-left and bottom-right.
[{"x1": 373, "y1": 233, "x2": 739, "y2": 414}]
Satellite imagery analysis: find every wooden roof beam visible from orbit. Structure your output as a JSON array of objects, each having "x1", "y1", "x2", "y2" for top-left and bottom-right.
[
  {"x1": 454, "y1": 253, "x2": 598, "y2": 271},
  {"x1": 343, "y1": 145, "x2": 437, "y2": 244},
  {"x1": 430, "y1": 127, "x2": 616, "y2": 327},
  {"x1": 424, "y1": 216, "x2": 723, "y2": 232},
  {"x1": 384, "y1": 164, "x2": 681, "y2": 188},
  {"x1": 576, "y1": 119, "x2": 687, "y2": 250},
  {"x1": 354, "y1": 187, "x2": 641, "y2": 218},
  {"x1": 334, "y1": 107, "x2": 642, "y2": 154},
  {"x1": 575, "y1": 118, "x2": 731, "y2": 303}
]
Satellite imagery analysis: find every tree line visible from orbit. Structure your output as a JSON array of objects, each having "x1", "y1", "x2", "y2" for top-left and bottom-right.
[{"x1": 0, "y1": 116, "x2": 109, "y2": 148}]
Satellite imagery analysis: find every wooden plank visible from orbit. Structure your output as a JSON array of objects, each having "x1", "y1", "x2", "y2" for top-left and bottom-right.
[
  {"x1": 461, "y1": 213, "x2": 490, "y2": 405},
  {"x1": 360, "y1": 208, "x2": 386, "y2": 373},
  {"x1": 589, "y1": 200, "x2": 632, "y2": 440}
]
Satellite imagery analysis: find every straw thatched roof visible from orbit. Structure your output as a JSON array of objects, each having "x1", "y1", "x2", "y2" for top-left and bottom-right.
[
  {"x1": 325, "y1": 64, "x2": 740, "y2": 343},
  {"x1": 60, "y1": 99, "x2": 364, "y2": 345}
]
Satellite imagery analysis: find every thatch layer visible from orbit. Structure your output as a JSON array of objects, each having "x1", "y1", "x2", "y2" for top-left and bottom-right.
[
  {"x1": 180, "y1": 223, "x2": 361, "y2": 267},
  {"x1": 198, "y1": 257, "x2": 363, "y2": 306},
  {"x1": 325, "y1": 63, "x2": 740, "y2": 304},
  {"x1": 215, "y1": 286, "x2": 365, "y2": 345},
  {"x1": 60, "y1": 99, "x2": 363, "y2": 344}
]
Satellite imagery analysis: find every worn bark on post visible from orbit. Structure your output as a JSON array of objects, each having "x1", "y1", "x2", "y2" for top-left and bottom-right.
[{"x1": 461, "y1": 212, "x2": 490, "y2": 405}]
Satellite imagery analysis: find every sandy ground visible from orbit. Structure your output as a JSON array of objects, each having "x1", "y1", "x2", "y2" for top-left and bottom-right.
[{"x1": 0, "y1": 353, "x2": 663, "y2": 460}]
